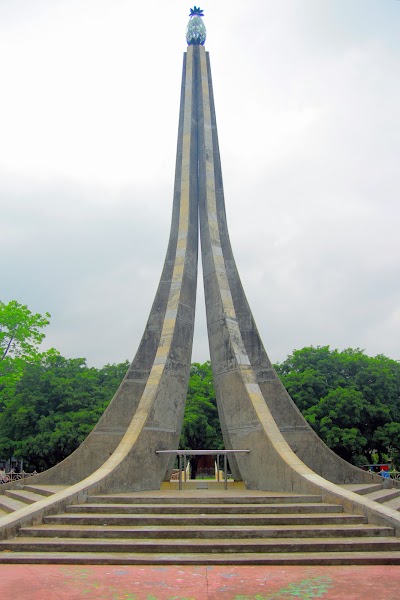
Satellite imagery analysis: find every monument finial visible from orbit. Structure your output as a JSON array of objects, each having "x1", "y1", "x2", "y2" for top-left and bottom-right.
[
  {"x1": 187, "y1": 6, "x2": 206, "y2": 46},
  {"x1": 189, "y1": 6, "x2": 204, "y2": 17}
]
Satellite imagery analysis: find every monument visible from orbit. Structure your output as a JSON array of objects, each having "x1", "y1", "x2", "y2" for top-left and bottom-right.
[{"x1": 1, "y1": 8, "x2": 400, "y2": 542}]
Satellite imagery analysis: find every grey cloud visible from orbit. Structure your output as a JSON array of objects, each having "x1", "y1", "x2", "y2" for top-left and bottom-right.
[{"x1": 1, "y1": 0, "x2": 400, "y2": 367}]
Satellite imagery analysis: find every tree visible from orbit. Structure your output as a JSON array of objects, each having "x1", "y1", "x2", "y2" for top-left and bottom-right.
[
  {"x1": 180, "y1": 362, "x2": 223, "y2": 478},
  {"x1": 373, "y1": 423, "x2": 400, "y2": 467},
  {"x1": 275, "y1": 346, "x2": 400, "y2": 465},
  {"x1": 0, "y1": 353, "x2": 129, "y2": 470},
  {"x1": 0, "y1": 300, "x2": 50, "y2": 362},
  {"x1": 304, "y1": 387, "x2": 369, "y2": 462},
  {"x1": 4, "y1": 322, "x2": 400, "y2": 474},
  {"x1": 0, "y1": 300, "x2": 54, "y2": 408}
]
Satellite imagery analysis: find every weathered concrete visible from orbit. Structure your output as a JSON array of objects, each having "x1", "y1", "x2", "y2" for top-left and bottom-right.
[
  {"x1": 0, "y1": 48, "x2": 199, "y2": 493},
  {"x1": 2, "y1": 490, "x2": 400, "y2": 565},
  {"x1": 196, "y1": 44, "x2": 397, "y2": 492}
]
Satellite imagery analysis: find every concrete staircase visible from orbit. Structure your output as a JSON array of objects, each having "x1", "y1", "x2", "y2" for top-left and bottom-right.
[
  {"x1": 0, "y1": 484, "x2": 68, "y2": 515},
  {"x1": 1, "y1": 489, "x2": 400, "y2": 564},
  {"x1": 340, "y1": 482, "x2": 400, "y2": 511}
]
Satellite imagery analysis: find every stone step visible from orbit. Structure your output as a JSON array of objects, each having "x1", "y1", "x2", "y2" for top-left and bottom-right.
[
  {"x1": 5, "y1": 489, "x2": 47, "y2": 505},
  {"x1": 340, "y1": 483, "x2": 383, "y2": 495},
  {"x1": 3, "y1": 485, "x2": 396, "y2": 565},
  {"x1": 23, "y1": 485, "x2": 68, "y2": 497},
  {"x1": 19, "y1": 523, "x2": 393, "y2": 540},
  {"x1": 161, "y1": 481, "x2": 244, "y2": 491},
  {"x1": 87, "y1": 493, "x2": 323, "y2": 505},
  {"x1": 2, "y1": 550, "x2": 400, "y2": 565},
  {"x1": 1, "y1": 536, "x2": 400, "y2": 554},
  {"x1": 0, "y1": 495, "x2": 27, "y2": 514},
  {"x1": 65, "y1": 502, "x2": 342, "y2": 515},
  {"x1": 364, "y1": 488, "x2": 400, "y2": 504},
  {"x1": 45, "y1": 512, "x2": 367, "y2": 527},
  {"x1": 384, "y1": 496, "x2": 400, "y2": 511},
  {"x1": 0, "y1": 484, "x2": 68, "y2": 516}
]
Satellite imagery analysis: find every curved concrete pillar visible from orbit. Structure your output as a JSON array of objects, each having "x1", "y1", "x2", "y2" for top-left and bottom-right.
[
  {"x1": 197, "y1": 45, "x2": 375, "y2": 488},
  {"x1": 28, "y1": 48, "x2": 199, "y2": 490}
]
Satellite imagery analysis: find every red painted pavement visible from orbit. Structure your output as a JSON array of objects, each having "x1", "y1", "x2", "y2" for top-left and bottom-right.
[{"x1": 0, "y1": 564, "x2": 399, "y2": 599}]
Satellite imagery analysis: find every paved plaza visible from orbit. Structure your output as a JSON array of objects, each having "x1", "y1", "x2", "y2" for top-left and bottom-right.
[{"x1": 0, "y1": 564, "x2": 399, "y2": 599}]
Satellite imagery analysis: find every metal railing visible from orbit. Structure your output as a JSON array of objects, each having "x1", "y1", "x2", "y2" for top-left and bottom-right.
[
  {"x1": 359, "y1": 464, "x2": 400, "y2": 480},
  {"x1": 0, "y1": 471, "x2": 37, "y2": 484},
  {"x1": 156, "y1": 449, "x2": 250, "y2": 490}
]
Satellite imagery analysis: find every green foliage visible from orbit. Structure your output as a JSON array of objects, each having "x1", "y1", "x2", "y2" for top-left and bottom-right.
[
  {"x1": 275, "y1": 346, "x2": 400, "y2": 465},
  {"x1": 180, "y1": 361, "x2": 222, "y2": 450},
  {"x1": 2, "y1": 302, "x2": 400, "y2": 475},
  {"x1": 373, "y1": 423, "x2": 400, "y2": 466},
  {"x1": 0, "y1": 300, "x2": 50, "y2": 362},
  {"x1": 180, "y1": 361, "x2": 223, "y2": 477},
  {"x1": 0, "y1": 300, "x2": 56, "y2": 409},
  {"x1": 0, "y1": 353, "x2": 129, "y2": 470}
]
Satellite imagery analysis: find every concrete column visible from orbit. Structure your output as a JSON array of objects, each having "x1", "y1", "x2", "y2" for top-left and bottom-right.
[
  {"x1": 198, "y1": 45, "x2": 372, "y2": 489},
  {"x1": 31, "y1": 48, "x2": 199, "y2": 491}
]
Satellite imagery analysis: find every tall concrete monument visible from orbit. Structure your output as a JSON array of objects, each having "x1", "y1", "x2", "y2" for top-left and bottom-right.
[{"x1": 2, "y1": 8, "x2": 400, "y2": 542}]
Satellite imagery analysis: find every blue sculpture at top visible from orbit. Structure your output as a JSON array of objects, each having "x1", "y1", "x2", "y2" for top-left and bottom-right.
[
  {"x1": 187, "y1": 6, "x2": 206, "y2": 46},
  {"x1": 189, "y1": 6, "x2": 204, "y2": 17}
]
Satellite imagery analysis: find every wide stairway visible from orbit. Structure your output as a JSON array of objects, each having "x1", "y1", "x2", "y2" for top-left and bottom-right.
[
  {"x1": 2, "y1": 488, "x2": 400, "y2": 564},
  {"x1": 340, "y1": 482, "x2": 400, "y2": 511},
  {"x1": 0, "y1": 484, "x2": 68, "y2": 516}
]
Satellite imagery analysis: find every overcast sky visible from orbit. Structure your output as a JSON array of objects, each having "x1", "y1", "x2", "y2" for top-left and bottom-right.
[{"x1": 1, "y1": 0, "x2": 399, "y2": 367}]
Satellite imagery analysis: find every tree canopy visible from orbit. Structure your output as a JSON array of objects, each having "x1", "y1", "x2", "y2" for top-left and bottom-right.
[
  {"x1": 0, "y1": 300, "x2": 51, "y2": 362},
  {"x1": 275, "y1": 346, "x2": 400, "y2": 465},
  {"x1": 179, "y1": 361, "x2": 222, "y2": 478},
  {"x1": 0, "y1": 300, "x2": 56, "y2": 412},
  {"x1": 0, "y1": 353, "x2": 128, "y2": 470},
  {"x1": 2, "y1": 299, "x2": 400, "y2": 473}
]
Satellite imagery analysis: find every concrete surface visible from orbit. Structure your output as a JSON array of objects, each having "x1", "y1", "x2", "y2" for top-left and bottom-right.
[
  {"x1": 0, "y1": 46, "x2": 199, "y2": 494},
  {"x1": 1, "y1": 564, "x2": 400, "y2": 599},
  {"x1": 197, "y1": 42, "x2": 392, "y2": 491}
]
